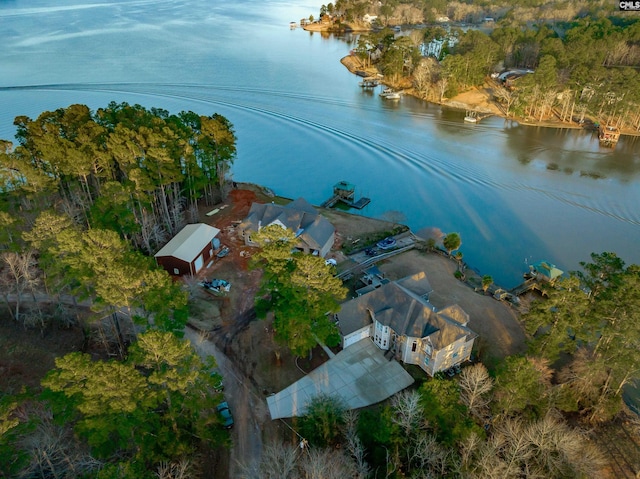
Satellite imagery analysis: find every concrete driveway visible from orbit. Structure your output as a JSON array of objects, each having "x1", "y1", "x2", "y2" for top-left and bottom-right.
[{"x1": 267, "y1": 339, "x2": 414, "y2": 419}]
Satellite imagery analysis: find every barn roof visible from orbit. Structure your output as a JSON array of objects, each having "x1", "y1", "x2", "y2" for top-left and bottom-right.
[{"x1": 154, "y1": 223, "x2": 220, "y2": 263}]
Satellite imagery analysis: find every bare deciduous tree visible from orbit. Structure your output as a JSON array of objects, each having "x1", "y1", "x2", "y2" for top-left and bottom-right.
[
  {"x1": 413, "y1": 58, "x2": 437, "y2": 98},
  {"x1": 436, "y1": 77, "x2": 449, "y2": 103},
  {"x1": 1, "y1": 250, "x2": 40, "y2": 322},
  {"x1": 458, "y1": 363, "x2": 493, "y2": 419},
  {"x1": 493, "y1": 86, "x2": 519, "y2": 117},
  {"x1": 155, "y1": 459, "x2": 192, "y2": 479},
  {"x1": 298, "y1": 448, "x2": 358, "y2": 479},
  {"x1": 252, "y1": 441, "x2": 298, "y2": 479},
  {"x1": 391, "y1": 389, "x2": 424, "y2": 435},
  {"x1": 461, "y1": 413, "x2": 605, "y2": 479},
  {"x1": 344, "y1": 410, "x2": 370, "y2": 479},
  {"x1": 17, "y1": 406, "x2": 102, "y2": 478}
]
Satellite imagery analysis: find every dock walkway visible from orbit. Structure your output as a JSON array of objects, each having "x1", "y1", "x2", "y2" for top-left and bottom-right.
[{"x1": 321, "y1": 194, "x2": 371, "y2": 210}]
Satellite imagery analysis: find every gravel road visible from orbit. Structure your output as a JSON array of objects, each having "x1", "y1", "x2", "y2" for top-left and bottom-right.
[{"x1": 184, "y1": 327, "x2": 269, "y2": 478}]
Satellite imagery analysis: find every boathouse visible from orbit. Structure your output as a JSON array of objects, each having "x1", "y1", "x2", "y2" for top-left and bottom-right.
[
  {"x1": 334, "y1": 181, "x2": 356, "y2": 201},
  {"x1": 528, "y1": 261, "x2": 563, "y2": 283},
  {"x1": 598, "y1": 124, "x2": 620, "y2": 147},
  {"x1": 321, "y1": 181, "x2": 371, "y2": 209}
]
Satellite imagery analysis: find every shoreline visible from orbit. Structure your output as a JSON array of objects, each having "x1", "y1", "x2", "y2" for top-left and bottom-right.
[
  {"x1": 238, "y1": 182, "x2": 525, "y2": 306},
  {"x1": 338, "y1": 53, "x2": 640, "y2": 137}
]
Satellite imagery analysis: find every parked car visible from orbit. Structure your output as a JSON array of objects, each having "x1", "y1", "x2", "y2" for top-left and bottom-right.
[
  {"x1": 216, "y1": 401, "x2": 234, "y2": 429},
  {"x1": 364, "y1": 248, "x2": 377, "y2": 256},
  {"x1": 199, "y1": 278, "x2": 231, "y2": 293},
  {"x1": 210, "y1": 369, "x2": 224, "y2": 392},
  {"x1": 325, "y1": 258, "x2": 337, "y2": 267},
  {"x1": 376, "y1": 237, "x2": 396, "y2": 250}
]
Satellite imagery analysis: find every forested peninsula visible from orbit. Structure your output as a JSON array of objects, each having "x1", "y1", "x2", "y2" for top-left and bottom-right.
[{"x1": 308, "y1": 0, "x2": 640, "y2": 133}]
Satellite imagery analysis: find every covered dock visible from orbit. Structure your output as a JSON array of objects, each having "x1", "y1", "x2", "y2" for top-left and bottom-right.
[{"x1": 321, "y1": 181, "x2": 371, "y2": 209}]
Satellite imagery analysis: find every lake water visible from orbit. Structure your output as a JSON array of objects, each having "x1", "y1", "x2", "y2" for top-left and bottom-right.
[{"x1": 1, "y1": 0, "x2": 639, "y2": 288}]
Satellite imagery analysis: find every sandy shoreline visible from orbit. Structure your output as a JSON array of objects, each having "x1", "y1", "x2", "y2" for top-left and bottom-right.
[{"x1": 338, "y1": 52, "x2": 639, "y2": 136}]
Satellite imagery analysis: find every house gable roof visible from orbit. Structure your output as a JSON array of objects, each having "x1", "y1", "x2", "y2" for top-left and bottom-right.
[
  {"x1": 337, "y1": 273, "x2": 476, "y2": 349},
  {"x1": 154, "y1": 223, "x2": 220, "y2": 263},
  {"x1": 240, "y1": 198, "x2": 334, "y2": 250}
]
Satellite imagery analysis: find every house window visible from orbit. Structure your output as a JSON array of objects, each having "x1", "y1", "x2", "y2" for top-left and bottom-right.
[
  {"x1": 423, "y1": 344, "x2": 432, "y2": 355},
  {"x1": 411, "y1": 342, "x2": 417, "y2": 352},
  {"x1": 424, "y1": 357, "x2": 430, "y2": 365},
  {"x1": 173, "y1": 268, "x2": 179, "y2": 275},
  {"x1": 383, "y1": 340, "x2": 387, "y2": 347},
  {"x1": 452, "y1": 352, "x2": 459, "y2": 358}
]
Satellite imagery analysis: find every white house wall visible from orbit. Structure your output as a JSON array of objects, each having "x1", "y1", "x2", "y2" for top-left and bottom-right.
[
  {"x1": 373, "y1": 320, "x2": 391, "y2": 350},
  {"x1": 401, "y1": 336, "x2": 423, "y2": 366},
  {"x1": 431, "y1": 336, "x2": 472, "y2": 374}
]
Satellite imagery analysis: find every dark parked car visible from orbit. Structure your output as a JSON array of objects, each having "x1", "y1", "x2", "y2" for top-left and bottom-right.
[
  {"x1": 376, "y1": 237, "x2": 397, "y2": 250},
  {"x1": 216, "y1": 401, "x2": 234, "y2": 429},
  {"x1": 365, "y1": 248, "x2": 376, "y2": 256}
]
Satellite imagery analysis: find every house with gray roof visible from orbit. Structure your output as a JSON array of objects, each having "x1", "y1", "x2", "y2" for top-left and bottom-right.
[
  {"x1": 238, "y1": 197, "x2": 335, "y2": 257},
  {"x1": 335, "y1": 272, "x2": 477, "y2": 376}
]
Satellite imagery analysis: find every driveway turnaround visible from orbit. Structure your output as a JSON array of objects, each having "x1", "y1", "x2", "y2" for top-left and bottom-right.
[{"x1": 267, "y1": 339, "x2": 415, "y2": 419}]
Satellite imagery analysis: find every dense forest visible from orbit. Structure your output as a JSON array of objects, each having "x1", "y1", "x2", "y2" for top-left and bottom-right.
[
  {"x1": 2, "y1": 102, "x2": 236, "y2": 255},
  {"x1": 320, "y1": 0, "x2": 640, "y2": 129},
  {"x1": 0, "y1": 103, "x2": 237, "y2": 477}
]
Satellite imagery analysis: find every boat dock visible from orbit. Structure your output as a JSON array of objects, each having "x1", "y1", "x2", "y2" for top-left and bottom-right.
[
  {"x1": 598, "y1": 124, "x2": 620, "y2": 147},
  {"x1": 464, "y1": 110, "x2": 491, "y2": 123},
  {"x1": 321, "y1": 195, "x2": 371, "y2": 209},
  {"x1": 321, "y1": 181, "x2": 371, "y2": 210}
]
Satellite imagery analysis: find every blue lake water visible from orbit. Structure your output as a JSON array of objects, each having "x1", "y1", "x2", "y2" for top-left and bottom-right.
[{"x1": 1, "y1": 0, "x2": 639, "y2": 288}]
